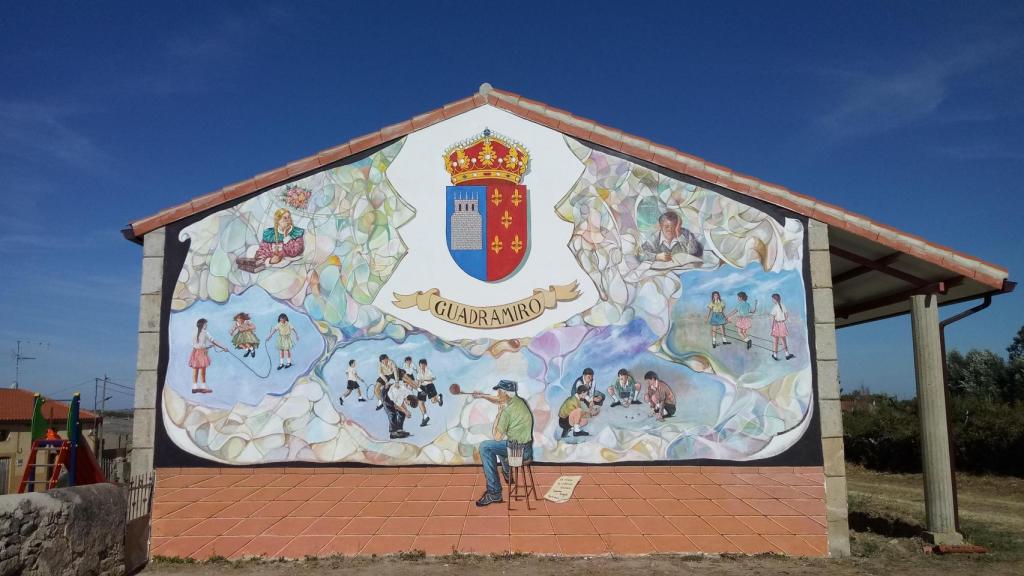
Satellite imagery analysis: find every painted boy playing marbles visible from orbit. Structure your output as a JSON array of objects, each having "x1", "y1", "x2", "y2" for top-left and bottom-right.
[
  {"x1": 643, "y1": 371, "x2": 677, "y2": 421},
  {"x1": 608, "y1": 368, "x2": 642, "y2": 407}
]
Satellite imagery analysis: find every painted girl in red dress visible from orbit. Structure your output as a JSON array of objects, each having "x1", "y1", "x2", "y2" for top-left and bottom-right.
[
  {"x1": 188, "y1": 318, "x2": 228, "y2": 394},
  {"x1": 255, "y1": 208, "x2": 305, "y2": 265}
]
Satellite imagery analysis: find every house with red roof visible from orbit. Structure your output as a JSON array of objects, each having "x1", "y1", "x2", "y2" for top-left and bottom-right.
[{"x1": 0, "y1": 388, "x2": 101, "y2": 494}]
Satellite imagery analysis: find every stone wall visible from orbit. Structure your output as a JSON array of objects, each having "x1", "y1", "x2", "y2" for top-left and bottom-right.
[{"x1": 0, "y1": 484, "x2": 127, "y2": 576}]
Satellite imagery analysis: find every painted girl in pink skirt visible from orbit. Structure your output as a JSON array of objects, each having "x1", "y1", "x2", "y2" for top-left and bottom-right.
[
  {"x1": 770, "y1": 293, "x2": 796, "y2": 361},
  {"x1": 727, "y1": 291, "x2": 757, "y2": 349},
  {"x1": 189, "y1": 318, "x2": 228, "y2": 393}
]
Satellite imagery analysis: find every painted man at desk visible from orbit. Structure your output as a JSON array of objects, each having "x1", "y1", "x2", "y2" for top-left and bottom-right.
[{"x1": 642, "y1": 210, "x2": 703, "y2": 262}]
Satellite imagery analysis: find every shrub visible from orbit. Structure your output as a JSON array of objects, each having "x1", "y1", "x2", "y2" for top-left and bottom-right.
[
  {"x1": 843, "y1": 395, "x2": 1024, "y2": 476},
  {"x1": 842, "y1": 395, "x2": 921, "y2": 473}
]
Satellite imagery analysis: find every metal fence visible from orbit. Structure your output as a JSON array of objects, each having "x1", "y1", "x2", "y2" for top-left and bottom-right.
[
  {"x1": 0, "y1": 457, "x2": 9, "y2": 495},
  {"x1": 126, "y1": 471, "x2": 154, "y2": 522}
]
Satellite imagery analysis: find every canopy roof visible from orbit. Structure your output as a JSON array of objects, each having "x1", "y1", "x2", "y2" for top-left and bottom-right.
[{"x1": 123, "y1": 84, "x2": 1013, "y2": 327}]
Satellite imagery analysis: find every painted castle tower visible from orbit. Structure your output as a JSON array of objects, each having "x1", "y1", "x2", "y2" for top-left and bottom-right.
[{"x1": 449, "y1": 192, "x2": 482, "y2": 250}]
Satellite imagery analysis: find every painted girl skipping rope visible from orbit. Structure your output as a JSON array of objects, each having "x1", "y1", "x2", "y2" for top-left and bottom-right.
[
  {"x1": 770, "y1": 293, "x2": 796, "y2": 361},
  {"x1": 706, "y1": 291, "x2": 729, "y2": 348},
  {"x1": 266, "y1": 313, "x2": 299, "y2": 369},
  {"x1": 188, "y1": 318, "x2": 228, "y2": 394},
  {"x1": 229, "y1": 312, "x2": 259, "y2": 358},
  {"x1": 727, "y1": 291, "x2": 758, "y2": 349}
]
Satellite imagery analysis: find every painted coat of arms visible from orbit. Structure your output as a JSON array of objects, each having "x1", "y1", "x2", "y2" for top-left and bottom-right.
[{"x1": 444, "y1": 129, "x2": 529, "y2": 282}]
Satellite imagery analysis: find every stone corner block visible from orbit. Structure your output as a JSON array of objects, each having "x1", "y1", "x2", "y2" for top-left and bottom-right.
[
  {"x1": 814, "y1": 323, "x2": 838, "y2": 360},
  {"x1": 133, "y1": 370, "x2": 159, "y2": 410},
  {"x1": 142, "y1": 227, "x2": 166, "y2": 257},
  {"x1": 816, "y1": 359, "x2": 840, "y2": 400},
  {"x1": 819, "y1": 398, "x2": 844, "y2": 439},
  {"x1": 807, "y1": 219, "x2": 829, "y2": 251},
  {"x1": 827, "y1": 519, "x2": 852, "y2": 557},
  {"x1": 138, "y1": 293, "x2": 162, "y2": 333},
  {"x1": 130, "y1": 447, "x2": 155, "y2": 476},
  {"x1": 140, "y1": 256, "x2": 164, "y2": 295},
  {"x1": 825, "y1": 474, "x2": 849, "y2": 517},
  {"x1": 136, "y1": 331, "x2": 161, "y2": 371},
  {"x1": 809, "y1": 251, "x2": 833, "y2": 288},
  {"x1": 812, "y1": 288, "x2": 836, "y2": 324},
  {"x1": 131, "y1": 408, "x2": 156, "y2": 449},
  {"x1": 821, "y1": 436, "x2": 846, "y2": 477}
]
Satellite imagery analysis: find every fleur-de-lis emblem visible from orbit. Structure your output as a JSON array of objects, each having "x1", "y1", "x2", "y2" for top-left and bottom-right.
[
  {"x1": 491, "y1": 188, "x2": 503, "y2": 206},
  {"x1": 491, "y1": 235, "x2": 503, "y2": 254},
  {"x1": 511, "y1": 235, "x2": 523, "y2": 254},
  {"x1": 501, "y1": 210, "x2": 512, "y2": 229},
  {"x1": 478, "y1": 140, "x2": 497, "y2": 167},
  {"x1": 511, "y1": 189, "x2": 523, "y2": 207}
]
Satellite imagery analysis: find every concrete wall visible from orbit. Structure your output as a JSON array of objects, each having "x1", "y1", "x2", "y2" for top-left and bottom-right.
[
  {"x1": 0, "y1": 483, "x2": 127, "y2": 576},
  {"x1": 131, "y1": 227, "x2": 164, "y2": 477},
  {"x1": 807, "y1": 219, "x2": 849, "y2": 557}
]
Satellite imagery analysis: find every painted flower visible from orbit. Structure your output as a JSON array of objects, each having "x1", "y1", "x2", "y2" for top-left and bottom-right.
[{"x1": 283, "y1": 186, "x2": 312, "y2": 209}]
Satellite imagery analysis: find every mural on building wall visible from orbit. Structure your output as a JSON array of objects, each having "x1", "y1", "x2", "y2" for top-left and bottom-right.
[{"x1": 161, "y1": 107, "x2": 814, "y2": 466}]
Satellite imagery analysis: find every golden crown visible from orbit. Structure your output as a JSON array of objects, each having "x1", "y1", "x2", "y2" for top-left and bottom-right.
[{"x1": 443, "y1": 128, "x2": 530, "y2": 185}]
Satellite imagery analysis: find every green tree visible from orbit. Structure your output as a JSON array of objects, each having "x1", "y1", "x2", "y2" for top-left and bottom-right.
[
  {"x1": 1005, "y1": 357, "x2": 1024, "y2": 403},
  {"x1": 1008, "y1": 325, "x2": 1024, "y2": 363},
  {"x1": 946, "y1": 349, "x2": 1007, "y2": 400}
]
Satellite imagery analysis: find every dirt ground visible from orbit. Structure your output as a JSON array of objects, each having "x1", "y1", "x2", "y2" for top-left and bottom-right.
[
  {"x1": 141, "y1": 552, "x2": 1024, "y2": 576},
  {"x1": 144, "y1": 466, "x2": 1024, "y2": 576}
]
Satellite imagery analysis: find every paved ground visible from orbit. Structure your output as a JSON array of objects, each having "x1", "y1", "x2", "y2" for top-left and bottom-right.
[{"x1": 142, "y1": 466, "x2": 1024, "y2": 575}]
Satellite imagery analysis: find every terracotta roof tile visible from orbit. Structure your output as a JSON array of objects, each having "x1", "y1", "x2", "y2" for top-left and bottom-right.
[
  {"x1": 442, "y1": 96, "x2": 476, "y2": 119},
  {"x1": 379, "y1": 120, "x2": 414, "y2": 143},
  {"x1": 191, "y1": 191, "x2": 227, "y2": 213},
  {"x1": 222, "y1": 179, "x2": 259, "y2": 204},
  {"x1": 347, "y1": 131, "x2": 384, "y2": 155},
  {"x1": 410, "y1": 109, "x2": 446, "y2": 131},
  {"x1": 124, "y1": 84, "x2": 1011, "y2": 290},
  {"x1": 0, "y1": 388, "x2": 101, "y2": 424},
  {"x1": 286, "y1": 156, "x2": 320, "y2": 178}
]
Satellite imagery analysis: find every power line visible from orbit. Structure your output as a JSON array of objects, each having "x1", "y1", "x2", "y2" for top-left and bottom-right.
[
  {"x1": 50, "y1": 379, "x2": 95, "y2": 397},
  {"x1": 104, "y1": 379, "x2": 135, "y2": 391}
]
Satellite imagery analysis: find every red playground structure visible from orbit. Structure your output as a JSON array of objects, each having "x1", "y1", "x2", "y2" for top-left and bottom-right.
[{"x1": 18, "y1": 392, "x2": 105, "y2": 493}]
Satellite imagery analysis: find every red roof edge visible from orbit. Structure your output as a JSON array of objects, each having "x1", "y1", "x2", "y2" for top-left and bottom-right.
[
  {"x1": 123, "y1": 84, "x2": 1010, "y2": 290},
  {"x1": 0, "y1": 388, "x2": 102, "y2": 424}
]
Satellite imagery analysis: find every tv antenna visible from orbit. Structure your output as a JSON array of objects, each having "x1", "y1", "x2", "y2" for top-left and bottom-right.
[{"x1": 11, "y1": 340, "x2": 47, "y2": 389}]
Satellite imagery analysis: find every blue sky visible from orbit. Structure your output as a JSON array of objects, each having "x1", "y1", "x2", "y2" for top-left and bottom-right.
[{"x1": 1, "y1": 1, "x2": 1021, "y2": 408}]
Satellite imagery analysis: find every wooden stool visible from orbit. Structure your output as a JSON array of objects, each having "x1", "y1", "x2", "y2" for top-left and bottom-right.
[{"x1": 506, "y1": 459, "x2": 538, "y2": 510}]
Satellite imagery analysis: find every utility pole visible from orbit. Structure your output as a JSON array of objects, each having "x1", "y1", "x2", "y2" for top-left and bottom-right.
[
  {"x1": 99, "y1": 375, "x2": 110, "y2": 458},
  {"x1": 13, "y1": 340, "x2": 36, "y2": 389},
  {"x1": 92, "y1": 376, "x2": 112, "y2": 458}
]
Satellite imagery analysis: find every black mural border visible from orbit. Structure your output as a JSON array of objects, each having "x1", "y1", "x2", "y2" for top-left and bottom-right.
[{"x1": 153, "y1": 137, "x2": 823, "y2": 469}]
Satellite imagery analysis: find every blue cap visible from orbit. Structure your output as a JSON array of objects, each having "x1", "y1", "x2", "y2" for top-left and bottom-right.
[{"x1": 493, "y1": 379, "x2": 518, "y2": 392}]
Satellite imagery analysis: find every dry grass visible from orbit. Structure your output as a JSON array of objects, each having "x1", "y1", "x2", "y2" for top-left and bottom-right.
[{"x1": 846, "y1": 464, "x2": 1024, "y2": 559}]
